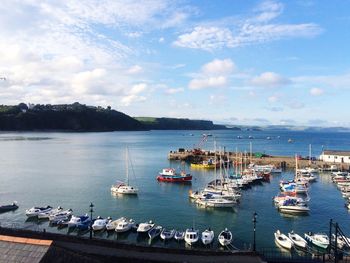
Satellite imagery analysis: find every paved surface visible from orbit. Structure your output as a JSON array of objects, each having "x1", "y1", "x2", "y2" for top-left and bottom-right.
[{"x1": 0, "y1": 235, "x2": 52, "y2": 263}]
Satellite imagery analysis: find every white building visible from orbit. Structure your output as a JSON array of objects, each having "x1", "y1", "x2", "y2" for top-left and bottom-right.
[{"x1": 320, "y1": 150, "x2": 350, "y2": 164}]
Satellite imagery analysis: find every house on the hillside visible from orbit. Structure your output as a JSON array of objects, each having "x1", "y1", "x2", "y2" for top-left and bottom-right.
[{"x1": 319, "y1": 150, "x2": 350, "y2": 164}]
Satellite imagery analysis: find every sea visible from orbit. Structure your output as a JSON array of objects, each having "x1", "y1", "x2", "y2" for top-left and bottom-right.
[{"x1": 1, "y1": 129, "x2": 350, "y2": 251}]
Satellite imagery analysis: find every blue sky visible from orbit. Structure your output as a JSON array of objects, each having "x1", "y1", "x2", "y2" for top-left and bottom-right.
[{"x1": 0, "y1": 0, "x2": 350, "y2": 127}]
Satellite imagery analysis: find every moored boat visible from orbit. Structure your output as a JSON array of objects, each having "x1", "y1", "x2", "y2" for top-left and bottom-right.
[
  {"x1": 68, "y1": 214, "x2": 90, "y2": 228},
  {"x1": 49, "y1": 209, "x2": 73, "y2": 224},
  {"x1": 160, "y1": 228, "x2": 175, "y2": 240},
  {"x1": 201, "y1": 228, "x2": 214, "y2": 245},
  {"x1": 115, "y1": 218, "x2": 135, "y2": 233},
  {"x1": 174, "y1": 231, "x2": 185, "y2": 241},
  {"x1": 304, "y1": 232, "x2": 329, "y2": 249},
  {"x1": 25, "y1": 206, "x2": 52, "y2": 218},
  {"x1": 92, "y1": 216, "x2": 111, "y2": 231},
  {"x1": 157, "y1": 168, "x2": 192, "y2": 182},
  {"x1": 184, "y1": 228, "x2": 199, "y2": 246},
  {"x1": 274, "y1": 230, "x2": 293, "y2": 249},
  {"x1": 137, "y1": 220, "x2": 155, "y2": 234},
  {"x1": 218, "y1": 228, "x2": 232, "y2": 246},
  {"x1": 0, "y1": 202, "x2": 18, "y2": 213},
  {"x1": 148, "y1": 225, "x2": 162, "y2": 240},
  {"x1": 38, "y1": 206, "x2": 63, "y2": 219},
  {"x1": 288, "y1": 231, "x2": 307, "y2": 248}
]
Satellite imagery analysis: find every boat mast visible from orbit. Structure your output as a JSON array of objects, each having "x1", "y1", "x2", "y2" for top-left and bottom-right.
[
  {"x1": 309, "y1": 144, "x2": 312, "y2": 166},
  {"x1": 295, "y1": 154, "x2": 298, "y2": 180},
  {"x1": 126, "y1": 147, "x2": 129, "y2": 185}
]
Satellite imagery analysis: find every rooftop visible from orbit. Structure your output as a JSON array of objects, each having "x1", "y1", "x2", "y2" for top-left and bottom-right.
[{"x1": 322, "y1": 150, "x2": 350, "y2": 156}]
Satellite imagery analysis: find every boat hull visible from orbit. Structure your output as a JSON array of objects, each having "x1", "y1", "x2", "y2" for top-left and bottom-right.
[{"x1": 157, "y1": 175, "x2": 192, "y2": 182}]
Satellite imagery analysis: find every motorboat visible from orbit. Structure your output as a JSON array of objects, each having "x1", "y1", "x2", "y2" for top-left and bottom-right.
[
  {"x1": 218, "y1": 228, "x2": 232, "y2": 246},
  {"x1": 68, "y1": 214, "x2": 90, "y2": 228},
  {"x1": 160, "y1": 228, "x2": 175, "y2": 240},
  {"x1": 115, "y1": 218, "x2": 135, "y2": 233},
  {"x1": 196, "y1": 194, "x2": 237, "y2": 208},
  {"x1": 274, "y1": 230, "x2": 293, "y2": 249},
  {"x1": 288, "y1": 231, "x2": 307, "y2": 248},
  {"x1": 304, "y1": 232, "x2": 329, "y2": 249},
  {"x1": 157, "y1": 168, "x2": 192, "y2": 182},
  {"x1": 25, "y1": 206, "x2": 52, "y2": 217},
  {"x1": 111, "y1": 147, "x2": 138, "y2": 195},
  {"x1": 38, "y1": 206, "x2": 63, "y2": 219},
  {"x1": 92, "y1": 216, "x2": 111, "y2": 231},
  {"x1": 184, "y1": 228, "x2": 199, "y2": 246},
  {"x1": 49, "y1": 209, "x2": 73, "y2": 224},
  {"x1": 174, "y1": 231, "x2": 185, "y2": 241},
  {"x1": 57, "y1": 218, "x2": 70, "y2": 228},
  {"x1": 278, "y1": 199, "x2": 310, "y2": 214},
  {"x1": 106, "y1": 217, "x2": 126, "y2": 231},
  {"x1": 0, "y1": 202, "x2": 18, "y2": 213},
  {"x1": 77, "y1": 218, "x2": 92, "y2": 231},
  {"x1": 137, "y1": 220, "x2": 155, "y2": 233},
  {"x1": 148, "y1": 225, "x2": 162, "y2": 240},
  {"x1": 332, "y1": 234, "x2": 350, "y2": 249},
  {"x1": 201, "y1": 228, "x2": 214, "y2": 245}
]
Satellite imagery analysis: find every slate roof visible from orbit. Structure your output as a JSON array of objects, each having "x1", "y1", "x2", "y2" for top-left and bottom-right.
[{"x1": 322, "y1": 150, "x2": 350, "y2": 156}]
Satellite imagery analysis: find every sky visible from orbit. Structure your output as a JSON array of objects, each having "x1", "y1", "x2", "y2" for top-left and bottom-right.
[{"x1": 0, "y1": 0, "x2": 350, "y2": 127}]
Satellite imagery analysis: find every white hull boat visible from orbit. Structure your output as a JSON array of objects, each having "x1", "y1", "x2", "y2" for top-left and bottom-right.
[
  {"x1": 68, "y1": 214, "x2": 90, "y2": 228},
  {"x1": 218, "y1": 228, "x2": 232, "y2": 246},
  {"x1": 106, "y1": 217, "x2": 126, "y2": 231},
  {"x1": 288, "y1": 231, "x2": 307, "y2": 248},
  {"x1": 115, "y1": 218, "x2": 135, "y2": 233},
  {"x1": 38, "y1": 206, "x2": 63, "y2": 219},
  {"x1": 137, "y1": 221, "x2": 155, "y2": 233},
  {"x1": 275, "y1": 230, "x2": 293, "y2": 250},
  {"x1": 160, "y1": 228, "x2": 175, "y2": 240},
  {"x1": 92, "y1": 217, "x2": 111, "y2": 231},
  {"x1": 148, "y1": 225, "x2": 162, "y2": 240},
  {"x1": 304, "y1": 232, "x2": 329, "y2": 249},
  {"x1": 201, "y1": 229, "x2": 214, "y2": 245},
  {"x1": 49, "y1": 209, "x2": 73, "y2": 223},
  {"x1": 26, "y1": 206, "x2": 52, "y2": 217},
  {"x1": 184, "y1": 228, "x2": 199, "y2": 246},
  {"x1": 174, "y1": 231, "x2": 185, "y2": 241}
]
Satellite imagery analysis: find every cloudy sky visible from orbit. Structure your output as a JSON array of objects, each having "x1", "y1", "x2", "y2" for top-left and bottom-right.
[{"x1": 0, "y1": 0, "x2": 349, "y2": 127}]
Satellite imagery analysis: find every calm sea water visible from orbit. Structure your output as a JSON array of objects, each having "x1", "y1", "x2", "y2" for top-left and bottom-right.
[{"x1": 1, "y1": 129, "x2": 350, "y2": 250}]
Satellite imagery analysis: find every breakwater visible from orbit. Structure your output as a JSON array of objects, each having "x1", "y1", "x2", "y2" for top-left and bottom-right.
[{"x1": 168, "y1": 149, "x2": 350, "y2": 170}]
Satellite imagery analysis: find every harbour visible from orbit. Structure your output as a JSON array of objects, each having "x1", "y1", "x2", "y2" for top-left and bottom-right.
[{"x1": 1, "y1": 130, "x2": 350, "y2": 261}]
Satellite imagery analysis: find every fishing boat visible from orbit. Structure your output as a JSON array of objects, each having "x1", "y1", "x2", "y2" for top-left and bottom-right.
[
  {"x1": 38, "y1": 206, "x2": 63, "y2": 219},
  {"x1": 156, "y1": 168, "x2": 192, "y2": 182},
  {"x1": 0, "y1": 202, "x2": 18, "y2": 213},
  {"x1": 304, "y1": 232, "x2": 329, "y2": 249},
  {"x1": 174, "y1": 231, "x2": 185, "y2": 241},
  {"x1": 218, "y1": 228, "x2": 233, "y2": 246},
  {"x1": 274, "y1": 230, "x2": 293, "y2": 249},
  {"x1": 25, "y1": 206, "x2": 52, "y2": 217},
  {"x1": 111, "y1": 147, "x2": 138, "y2": 195},
  {"x1": 106, "y1": 217, "x2": 126, "y2": 231},
  {"x1": 92, "y1": 216, "x2": 111, "y2": 231},
  {"x1": 68, "y1": 214, "x2": 90, "y2": 228},
  {"x1": 288, "y1": 231, "x2": 307, "y2": 248},
  {"x1": 184, "y1": 228, "x2": 199, "y2": 246},
  {"x1": 115, "y1": 218, "x2": 135, "y2": 233},
  {"x1": 190, "y1": 159, "x2": 217, "y2": 169},
  {"x1": 49, "y1": 209, "x2": 73, "y2": 224},
  {"x1": 160, "y1": 228, "x2": 175, "y2": 240},
  {"x1": 137, "y1": 220, "x2": 155, "y2": 234},
  {"x1": 201, "y1": 228, "x2": 214, "y2": 245},
  {"x1": 148, "y1": 225, "x2": 162, "y2": 240}
]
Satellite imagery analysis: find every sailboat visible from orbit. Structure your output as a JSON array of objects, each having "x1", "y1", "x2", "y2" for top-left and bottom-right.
[{"x1": 111, "y1": 147, "x2": 138, "y2": 195}]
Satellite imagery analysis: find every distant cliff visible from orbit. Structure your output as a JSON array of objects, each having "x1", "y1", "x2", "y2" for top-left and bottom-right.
[
  {"x1": 0, "y1": 103, "x2": 145, "y2": 131},
  {"x1": 135, "y1": 117, "x2": 233, "y2": 130}
]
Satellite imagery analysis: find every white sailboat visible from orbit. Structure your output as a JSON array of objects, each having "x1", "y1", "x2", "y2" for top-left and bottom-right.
[{"x1": 111, "y1": 147, "x2": 138, "y2": 195}]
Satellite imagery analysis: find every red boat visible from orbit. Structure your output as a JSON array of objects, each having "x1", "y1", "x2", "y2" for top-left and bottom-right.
[{"x1": 157, "y1": 168, "x2": 192, "y2": 182}]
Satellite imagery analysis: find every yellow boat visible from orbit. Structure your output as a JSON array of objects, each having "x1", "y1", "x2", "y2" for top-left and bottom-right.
[{"x1": 190, "y1": 159, "x2": 217, "y2": 169}]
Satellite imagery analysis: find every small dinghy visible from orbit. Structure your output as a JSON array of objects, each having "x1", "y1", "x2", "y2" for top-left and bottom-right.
[
  {"x1": 275, "y1": 230, "x2": 293, "y2": 249},
  {"x1": 0, "y1": 202, "x2": 18, "y2": 213},
  {"x1": 218, "y1": 228, "x2": 232, "y2": 246},
  {"x1": 38, "y1": 206, "x2": 63, "y2": 219},
  {"x1": 148, "y1": 225, "x2": 162, "y2": 240},
  {"x1": 25, "y1": 206, "x2": 52, "y2": 217},
  {"x1": 304, "y1": 232, "x2": 329, "y2": 249},
  {"x1": 174, "y1": 231, "x2": 185, "y2": 241},
  {"x1": 201, "y1": 228, "x2": 214, "y2": 245},
  {"x1": 160, "y1": 228, "x2": 175, "y2": 240},
  {"x1": 106, "y1": 217, "x2": 126, "y2": 231},
  {"x1": 115, "y1": 218, "x2": 135, "y2": 233},
  {"x1": 184, "y1": 228, "x2": 199, "y2": 246},
  {"x1": 288, "y1": 231, "x2": 307, "y2": 248}
]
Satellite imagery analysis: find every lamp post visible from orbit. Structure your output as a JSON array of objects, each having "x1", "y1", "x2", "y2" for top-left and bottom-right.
[
  {"x1": 89, "y1": 202, "x2": 94, "y2": 239},
  {"x1": 252, "y1": 212, "x2": 258, "y2": 252}
]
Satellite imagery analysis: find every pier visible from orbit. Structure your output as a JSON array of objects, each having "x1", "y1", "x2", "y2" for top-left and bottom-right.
[{"x1": 168, "y1": 149, "x2": 350, "y2": 171}]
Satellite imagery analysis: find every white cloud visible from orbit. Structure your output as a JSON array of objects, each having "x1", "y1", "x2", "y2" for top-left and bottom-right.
[
  {"x1": 202, "y1": 59, "x2": 235, "y2": 75},
  {"x1": 164, "y1": 88, "x2": 184, "y2": 94},
  {"x1": 129, "y1": 83, "x2": 147, "y2": 94},
  {"x1": 268, "y1": 95, "x2": 279, "y2": 102},
  {"x1": 287, "y1": 101, "x2": 305, "y2": 109},
  {"x1": 121, "y1": 95, "x2": 146, "y2": 106},
  {"x1": 189, "y1": 76, "x2": 227, "y2": 90},
  {"x1": 310, "y1": 87, "x2": 324, "y2": 96},
  {"x1": 251, "y1": 72, "x2": 290, "y2": 88},
  {"x1": 159, "y1": 37, "x2": 165, "y2": 43},
  {"x1": 127, "y1": 65, "x2": 143, "y2": 74}
]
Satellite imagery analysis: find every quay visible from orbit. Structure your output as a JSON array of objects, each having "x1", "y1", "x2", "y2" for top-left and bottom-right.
[
  {"x1": 0, "y1": 227, "x2": 264, "y2": 263},
  {"x1": 168, "y1": 149, "x2": 350, "y2": 171}
]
